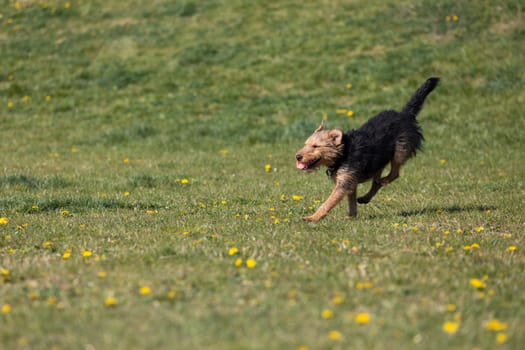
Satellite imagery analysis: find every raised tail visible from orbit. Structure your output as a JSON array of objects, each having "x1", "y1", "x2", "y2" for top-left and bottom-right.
[{"x1": 402, "y1": 77, "x2": 440, "y2": 117}]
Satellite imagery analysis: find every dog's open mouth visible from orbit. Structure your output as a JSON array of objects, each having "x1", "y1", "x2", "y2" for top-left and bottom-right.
[{"x1": 296, "y1": 158, "x2": 320, "y2": 171}]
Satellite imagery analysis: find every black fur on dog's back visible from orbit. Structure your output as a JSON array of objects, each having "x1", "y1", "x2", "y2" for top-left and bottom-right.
[{"x1": 339, "y1": 78, "x2": 440, "y2": 182}]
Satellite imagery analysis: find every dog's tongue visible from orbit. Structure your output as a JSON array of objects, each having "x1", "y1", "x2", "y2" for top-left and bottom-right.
[{"x1": 296, "y1": 160, "x2": 308, "y2": 169}]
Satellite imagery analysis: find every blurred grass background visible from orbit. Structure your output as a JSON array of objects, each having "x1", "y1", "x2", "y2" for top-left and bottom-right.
[{"x1": 1, "y1": 0, "x2": 524, "y2": 349}]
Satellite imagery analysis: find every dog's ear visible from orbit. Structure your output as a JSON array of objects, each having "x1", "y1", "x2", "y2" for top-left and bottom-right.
[
  {"x1": 315, "y1": 121, "x2": 325, "y2": 132},
  {"x1": 329, "y1": 129, "x2": 343, "y2": 145}
]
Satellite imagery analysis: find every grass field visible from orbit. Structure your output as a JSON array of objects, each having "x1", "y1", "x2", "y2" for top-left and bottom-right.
[{"x1": 1, "y1": 0, "x2": 524, "y2": 349}]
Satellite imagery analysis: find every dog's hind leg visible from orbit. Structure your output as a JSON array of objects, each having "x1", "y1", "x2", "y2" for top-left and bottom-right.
[
  {"x1": 358, "y1": 169, "x2": 384, "y2": 204},
  {"x1": 380, "y1": 142, "x2": 412, "y2": 185}
]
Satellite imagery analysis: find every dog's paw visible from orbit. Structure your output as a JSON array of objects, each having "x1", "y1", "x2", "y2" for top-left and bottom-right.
[
  {"x1": 303, "y1": 215, "x2": 319, "y2": 223},
  {"x1": 357, "y1": 196, "x2": 370, "y2": 204}
]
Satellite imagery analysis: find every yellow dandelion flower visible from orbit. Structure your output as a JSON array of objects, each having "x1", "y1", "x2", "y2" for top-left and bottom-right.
[
  {"x1": 219, "y1": 149, "x2": 228, "y2": 156},
  {"x1": 496, "y1": 332, "x2": 507, "y2": 344},
  {"x1": 64, "y1": 1, "x2": 71, "y2": 9},
  {"x1": 2, "y1": 304, "x2": 11, "y2": 314},
  {"x1": 61, "y1": 209, "x2": 70, "y2": 216},
  {"x1": 346, "y1": 83, "x2": 353, "y2": 89},
  {"x1": 43, "y1": 241, "x2": 53, "y2": 248},
  {"x1": 471, "y1": 243, "x2": 480, "y2": 249},
  {"x1": 475, "y1": 226, "x2": 484, "y2": 233},
  {"x1": 485, "y1": 319, "x2": 507, "y2": 332},
  {"x1": 139, "y1": 286, "x2": 151, "y2": 295},
  {"x1": 82, "y1": 250, "x2": 93, "y2": 257},
  {"x1": 181, "y1": 178, "x2": 189, "y2": 185},
  {"x1": 346, "y1": 110, "x2": 354, "y2": 117},
  {"x1": 446, "y1": 304, "x2": 456, "y2": 312},
  {"x1": 62, "y1": 250, "x2": 71, "y2": 260},
  {"x1": 167, "y1": 290, "x2": 177, "y2": 299},
  {"x1": 463, "y1": 245, "x2": 472, "y2": 251},
  {"x1": 321, "y1": 309, "x2": 334, "y2": 319},
  {"x1": 105, "y1": 296, "x2": 118, "y2": 307},
  {"x1": 1, "y1": 268, "x2": 9, "y2": 277},
  {"x1": 355, "y1": 312, "x2": 371, "y2": 324},
  {"x1": 0, "y1": 217, "x2": 9, "y2": 225},
  {"x1": 507, "y1": 246, "x2": 517, "y2": 252},
  {"x1": 469, "y1": 278, "x2": 486, "y2": 289},
  {"x1": 392, "y1": 223, "x2": 400, "y2": 228},
  {"x1": 45, "y1": 95, "x2": 52, "y2": 102},
  {"x1": 332, "y1": 294, "x2": 345, "y2": 305},
  {"x1": 246, "y1": 258, "x2": 257, "y2": 269},
  {"x1": 7, "y1": 101, "x2": 14, "y2": 108},
  {"x1": 452, "y1": 15, "x2": 459, "y2": 21},
  {"x1": 234, "y1": 258, "x2": 243, "y2": 267},
  {"x1": 443, "y1": 321, "x2": 459, "y2": 334},
  {"x1": 47, "y1": 296, "x2": 57, "y2": 305},
  {"x1": 446, "y1": 247, "x2": 454, "y2": 253},
  {"x1": 328, "y1": 330, "x2": 342, "y2": 341},
  {"x1": 124, "y1": 191, "x2": 130, "y2": 196},
  {"x1": 228, "y1": 247, "x2": 239, "y2": 256},
  {"x1": 265, "y1": 164, "x2": 272, "y2": 172},
  {"x1": 292, "y1": 195, "x2": 304, "y2": 201},
  {"x1": 122, "y1": 158, "x2": 130, "y2": 164},
  {"x1": 97, "y1": 271, "x2": 107, "y2": 278},
  {"x1": 440, "y1": 159, "x2": 447, "y2": 165}
]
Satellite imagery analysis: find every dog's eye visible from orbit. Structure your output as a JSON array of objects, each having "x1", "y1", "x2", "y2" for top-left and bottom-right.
[{"x1": 312, "y1": 145, "x2": 319, "y2": 148}]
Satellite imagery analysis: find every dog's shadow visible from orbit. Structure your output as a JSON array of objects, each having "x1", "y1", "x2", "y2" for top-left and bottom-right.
[
  {"x1": 366, "y1": 204, "x2": 496, "y2": 219},
  {"x1": 398, "y1": 204, "x2": 496, "y2": 217}
]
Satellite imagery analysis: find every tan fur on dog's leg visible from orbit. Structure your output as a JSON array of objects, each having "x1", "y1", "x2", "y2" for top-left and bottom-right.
[{"x1": 303, "y1": 187, "x2": 347, "y2": 222}]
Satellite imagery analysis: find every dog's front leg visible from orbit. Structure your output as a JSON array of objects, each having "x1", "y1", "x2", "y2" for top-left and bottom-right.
[
  {"x1": 303, "y1": 187, "x2": 347, "y2": 222},
  {"x1": 348, "y1": 188, "x2": 357, "y2": 217}
]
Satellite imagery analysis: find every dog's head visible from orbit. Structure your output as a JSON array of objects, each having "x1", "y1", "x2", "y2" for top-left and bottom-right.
[{"x1": 295, "y1": 122, "x2": 344, "y2": 172}]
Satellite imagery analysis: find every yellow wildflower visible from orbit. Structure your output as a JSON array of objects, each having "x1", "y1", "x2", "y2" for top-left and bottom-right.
[
  {"x1": 181, "y1": 178, "x2": 189, "y2": 184},
  {"x1": 507, "y1": 246, "x2": 517, "y2": 252},
  {"x1": 442, "y1": 321, "x2": 459, "y2": 334},
  {"x1": 2, "y1": 304, "x2": 11, "y2": 314},
  {"x1": 62, "y1": 249, "x2": 71, "y2": 260},
  {"x1": 105, "y1": 296, "x2": 118, "y2": 307},
  {"x1": 355, "y1": 312, "x2": 371, "y2": 324},
  {"x1": 469, "y1": 278, "x2": 486, "y2": 289},
  {"x1": 485, "y1": 319, "x2": 508, "y2": 332},
  {"x1": 139, "y1": 286, "x2": 151, "y2": 295},
  {"x1": 446, "y1": 304, "x2": 456, "y2": 312},
  {"x1": 328, "y1": 330, "x2": 342, "y2": 341},
  {"x1": 234, "y1": 258, "x2": 243, "y2": 267},
  {"x1": 246, "y1": 258, "x2": 257, "y2": 269},
  {"x1": 1, "y1": 268, "x2": 9, "y2": 277},
  {"x1": 228, "y1": 247, "x2": 239, "y2": 256},
  {"x1": 496, "y1": 333, "x2": 507, "y2": 344},
  {"x1": 97, "y1": 271, "x2": 107, "y2": 278},
  {"x1": 82, "y1": 250, "x2": 93, "y2": 257},
  {"x1": 0, "y1": 217, "x2": 8, "y2": 225},
  {"x1": 321, "y1": 309, "x2": 334, "y2": 319},
  {"x1": 265, "y1": 164, "x2": 272, "y2": 172},
  {"x1": 475, "y1": 226, "x2": 484, "y2": 233},
  {"x1": 292, "y1": 195, "x2": 304, "y2": 201},
  {"x1": 167, "y1": 290, "x2": 177, "y2": 299}
]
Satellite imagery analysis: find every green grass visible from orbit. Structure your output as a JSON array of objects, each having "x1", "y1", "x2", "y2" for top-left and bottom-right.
[{"x1": 1, "y1": 0, "x2": 524, "y2": 349}]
